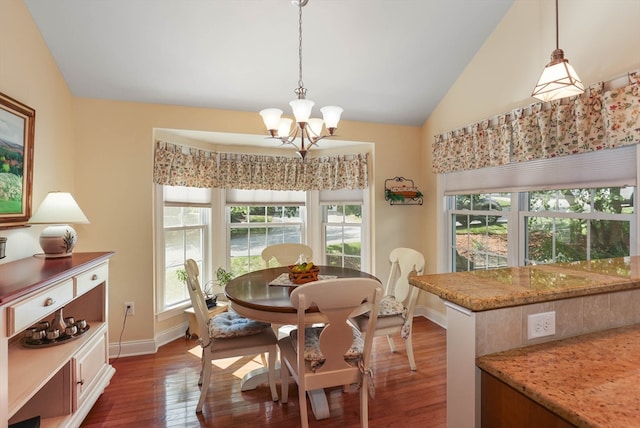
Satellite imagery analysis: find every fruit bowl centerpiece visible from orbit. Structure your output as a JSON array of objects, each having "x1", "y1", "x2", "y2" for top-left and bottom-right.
[{"x1": 288, "y1": 262, "x2": 319, "y2": 284}]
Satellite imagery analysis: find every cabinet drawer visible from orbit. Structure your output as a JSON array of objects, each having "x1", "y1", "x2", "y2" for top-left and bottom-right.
[
  {"x1": 7, "y1": 279, "x2": 74, "y2": 336},
  {"x1": 75, "y1": 263, "x2": 109, "y2": 296},
  {"x1": 73, "y1": 330, "x2": 107, "y2": 410}
]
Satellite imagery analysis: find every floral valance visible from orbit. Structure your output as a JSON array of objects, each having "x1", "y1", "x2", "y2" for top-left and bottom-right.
[
  {"x1": 153, "y1": 141, "x2": 369, "y2": 191},
  {"x1": 433, "y1": 71, "x2": 640, "y2": 174}
]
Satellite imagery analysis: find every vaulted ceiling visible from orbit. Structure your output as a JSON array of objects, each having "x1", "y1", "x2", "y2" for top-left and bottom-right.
[{"x1": 25, "y1": 0, "x2": 514, "y2": 127}]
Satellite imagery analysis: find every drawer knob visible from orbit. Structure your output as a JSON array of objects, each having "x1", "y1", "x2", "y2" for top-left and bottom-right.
[
  {"x1": 44, "y1": 297, "x2": 55, "y2": 307},
  {"x1": 91, "y1": 274, "x2": 98, "y2": 281}
]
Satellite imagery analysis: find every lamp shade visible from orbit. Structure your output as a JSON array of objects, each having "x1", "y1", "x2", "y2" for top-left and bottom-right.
[
  {"x1": 278, "y1": 118, "x2": 294, "y2": 138},
  {"x1": 28, "y1": 192, "x2": 89, "y2": 258},
  {"x1": 259, "y1": 108, "x2": 283, "y2": 132},
  {"x1": 532, "y1": 50, "x2": 584, "y2": 102},
  {"x1": 29, "y1": 192, "x2": 90, "y2": 224},
  {"x1": 307, "y1": 118, "x2": 324, "y2": 139},
  {"x1": 320, "y1": 106, "x2": 343, "y2": 130},
  {"x1": 289, "y1": 99, "x2": 314, "y2": 123}
]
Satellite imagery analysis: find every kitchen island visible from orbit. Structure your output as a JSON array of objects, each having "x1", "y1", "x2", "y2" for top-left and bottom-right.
[
  {"x1": 410, "y1": 256, "x2": 640, "y2": 428},
  {"x1": 477, "y1": 323, "x2": 640, "y2": 427}
]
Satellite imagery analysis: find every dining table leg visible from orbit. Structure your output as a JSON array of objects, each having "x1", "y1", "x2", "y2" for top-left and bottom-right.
[{"x1": 240, "y1": 365, "x2": 330, "y2": 420}]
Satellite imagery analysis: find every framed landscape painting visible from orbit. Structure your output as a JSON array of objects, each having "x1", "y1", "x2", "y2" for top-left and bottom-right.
[{"x1": 0, "y1": 92, "x2": 34, "y2": 228}]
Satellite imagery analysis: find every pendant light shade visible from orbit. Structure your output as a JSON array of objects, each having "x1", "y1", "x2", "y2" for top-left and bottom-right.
[{"x1": 531, "y1": 0, "x2": 584, "y2": 102}]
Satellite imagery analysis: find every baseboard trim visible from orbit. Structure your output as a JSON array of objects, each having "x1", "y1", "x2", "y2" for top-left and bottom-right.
[
  {"x1": 108, "y1": 321, "x2": 188, "y2": 358},
  {"x1": 414, "y1": 305, "x2": 447, "y2": 329},
  {"x1": 111, "y1": 309, "x2": 446, "y2": 359}
]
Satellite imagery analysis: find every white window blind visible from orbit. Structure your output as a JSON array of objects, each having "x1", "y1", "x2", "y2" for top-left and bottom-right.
[
  {"x1": 226, "y1": 189, "x2": 305, "y2": 205},
  {"x1": 164, "y1": 185, "x2": 211, "y2": 204},
  {"x1": 444, "y1": 145, "x2": 638, "y2": 195},
  {"x1": 319, "y1": 188, "x2": 363, "y2": 203}
]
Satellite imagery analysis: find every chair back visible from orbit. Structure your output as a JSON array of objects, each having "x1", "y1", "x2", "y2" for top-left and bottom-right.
[
  {"x1": 386, "y1": 247, "x2": 425, "y2": 308},
  {"x1": 184, "y1": 259, "x2": 211, "y2": 342},
  {"x1": 262, "y1": 243, "x2": 313, "y2": 267},
  {"x1": 290, "y1": 278, "x2": 382, "y2": 374}
]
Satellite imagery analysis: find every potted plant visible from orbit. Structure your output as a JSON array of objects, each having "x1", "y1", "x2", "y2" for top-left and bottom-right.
[{"x1": 176, "y1": 267, "x2": 227, "y2": 308}]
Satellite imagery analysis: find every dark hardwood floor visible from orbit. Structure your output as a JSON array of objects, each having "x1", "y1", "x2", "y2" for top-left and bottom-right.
[{"x1": 82, "y1": 317, "x2": 446, "y2": 427}]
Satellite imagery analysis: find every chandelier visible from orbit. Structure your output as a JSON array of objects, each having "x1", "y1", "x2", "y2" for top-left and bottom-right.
[
  {"x1": 531, "y1": 0, "x2": 584, "y2": 102},
  {"x1": 259, "y1": 0, "x2": 343, "y2": 159}
]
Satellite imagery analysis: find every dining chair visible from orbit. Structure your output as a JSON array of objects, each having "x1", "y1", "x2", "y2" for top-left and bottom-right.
[
  {"x1": 184, "y1": 259, "x2": 279, "y2": 413},
  {"x1": 350, "y1": 247, "x2": 425, "y2": 371},
  {"x1": 279, "y1": 277, "x2": 382, "y2": 428},
  {"x1": 261, "y1": 243, "x2": 313, "y2": 267}
]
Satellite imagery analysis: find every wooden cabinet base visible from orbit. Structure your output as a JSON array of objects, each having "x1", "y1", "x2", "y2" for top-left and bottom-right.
[
  {"x1": 1, "y1": 252, "x2": 114, "y2": 428},
  {"x1": 481, "y1": 371, "x2": 575, "y2": 428}
]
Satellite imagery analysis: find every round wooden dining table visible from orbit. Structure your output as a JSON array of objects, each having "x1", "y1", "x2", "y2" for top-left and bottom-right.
[
  {"x1": 224, "y1": 265, "x2": 380, "y2": 420},
  {"x1": 225, "y1": 265, "x2": 379, "y2": 324}
]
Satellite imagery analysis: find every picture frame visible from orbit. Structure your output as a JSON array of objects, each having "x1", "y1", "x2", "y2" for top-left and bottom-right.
[{"x1": 0, "y1": 92, "x2": 35, "y2": 228}]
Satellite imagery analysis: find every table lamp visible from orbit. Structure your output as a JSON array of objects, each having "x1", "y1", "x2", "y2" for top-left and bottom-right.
[{"x1": 28, "y1": 191, "x2": 90, "y2": 258}]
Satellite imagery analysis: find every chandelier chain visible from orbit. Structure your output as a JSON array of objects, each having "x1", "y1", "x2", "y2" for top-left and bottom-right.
[
  {"x1": 554, "y1": 0, "x2": 559, "y2": 50},
  {"x1": 296, "y1": 0, "x2": 306, "y2": 99}
]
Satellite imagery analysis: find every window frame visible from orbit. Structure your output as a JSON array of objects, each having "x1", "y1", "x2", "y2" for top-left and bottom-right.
[
  {"x1": 155, "y1": 185, "x2": 213, "y2": 321},
  {"x1": 447, "y1": 187, "x2": 636, "y2": 272},
  {"x1": 156, "y1": 185, "x2": 372, "y2": 319}
]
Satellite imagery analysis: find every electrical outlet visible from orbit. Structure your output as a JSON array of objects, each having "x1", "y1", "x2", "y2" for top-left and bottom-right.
[
  {"x1": 527, "y1": 311, "x2": 555, "y2": 339},
  {"x1": 124, "y1": 301, "x2": 135, "y2": 316}
]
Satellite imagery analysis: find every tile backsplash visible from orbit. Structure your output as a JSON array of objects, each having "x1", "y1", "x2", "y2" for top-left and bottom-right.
[{"x1": 476, "y1": 288, "x2": 640, "y2": 356}]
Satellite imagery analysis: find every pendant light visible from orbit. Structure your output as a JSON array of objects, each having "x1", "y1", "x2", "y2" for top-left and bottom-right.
[{"x1": 531, "y1": 0, "x2": 584, "y2": 102}]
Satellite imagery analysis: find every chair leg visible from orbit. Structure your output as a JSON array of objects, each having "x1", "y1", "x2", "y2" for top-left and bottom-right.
[
  {"x1": 260, "y1": 352, "x2": 268, "y2": 367},
  {"x1": 360, "y1": 375, "x2": 369, "y2": 428},
  {"x1": 267, "y1": 347, "x2": 279, "y2": 401},
  {"x1": 198, "y1": 347, "x2": 205, "y2": 386},
  {"x1": 280, "y1": 361, "x2": 289, "y2": 403},
  {"x1": 386, "y1": 334, "x2": 397, "y2": 353},
  {"x1": 196, "y1": 349, "x2": 212, "y2": 412},
  {"x1": 405, "y1": 333, "x2": 417, "y2": 371},
  {"x1": 298, "y1": 380, "x2": 309, "y2": 428}
]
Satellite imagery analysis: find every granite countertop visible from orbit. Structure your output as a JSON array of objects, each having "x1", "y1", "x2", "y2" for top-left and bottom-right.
[
  {"x1": 410, "y1": 256, "x2": 640, "y2": 311},
  {"x1": 476, "y1": 324, "x2": 640, "y2": 428}
]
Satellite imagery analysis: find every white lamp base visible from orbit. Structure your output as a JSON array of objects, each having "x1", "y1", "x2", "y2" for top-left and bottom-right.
[{"x1": 39, "y1": 224, "x2": 78, "y2": 258}]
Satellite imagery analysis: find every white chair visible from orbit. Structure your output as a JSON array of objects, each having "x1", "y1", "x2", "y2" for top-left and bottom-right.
[
  {"x1": 279, "y1": 278, "x2": 382, "y2": 428},
  {"x1": 184, "y1": 259, "x2": 279, "y2": 413},
  {"x1": 350, "y1": 247, "x2": 425, "y2": 371},
  {"x1": 261, "y1": 243, "x2": 313, "y2": 267}
]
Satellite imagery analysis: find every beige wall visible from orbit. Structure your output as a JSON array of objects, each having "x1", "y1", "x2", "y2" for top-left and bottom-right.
[
  {"x1": 419, "y1": 0, "x2": 640, "y2": 321},
  {"x1": 1, "y1": 0, "x2": 425, "y2": 345},
  {"x1": 0, "y1": 0, "x2": 77, "y2": 260}
]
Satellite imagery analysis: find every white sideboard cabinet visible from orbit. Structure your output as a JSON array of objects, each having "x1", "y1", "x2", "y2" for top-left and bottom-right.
[{"x1": 0, "y1": 252, "x2": 115, "y2": 427}]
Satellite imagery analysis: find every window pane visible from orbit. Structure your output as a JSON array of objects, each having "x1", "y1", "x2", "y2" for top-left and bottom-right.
[
  {"x1": 323, "y1": 204, "x2": 362, "y2": 269},
  {"x1": 526, "y1": 217, "x2": 587, "y2": 264},
  {"x1": 454, "y1": 221, "x2": 508, "y2": 270},
  {"x1": 164, "y1": 206, "x2": 183, "y2": 227},
  {"x1": 165, "y1": 265, "x2": 188, "y2": 307},
  {"x1": 590, "y1": 219, "x2": 630, "y2": 259},
  {"x1": 162, "y1": 203, "x2": 209, "y2": 310},
  {"x1": 182, "y1": 207, "x2": 206, "y2": 226},
  {"x1": 230, "y1": 207, "x2": 248, "y2": 223},
  {"x1": 228, "y1": 204, "x2": 304, "y2": 277},
  {"x1": 165, "y1": 230, "x2": 185, "y2": 267},
  {"x1": 453, "y1": 193, "x2": 509, "y2": 271}
]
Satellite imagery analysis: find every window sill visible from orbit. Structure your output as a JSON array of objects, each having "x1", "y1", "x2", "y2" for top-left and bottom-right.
[{"x1": 156, "y1": 301, "x2": 191, "y2": 322}]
